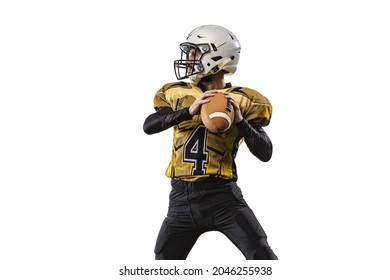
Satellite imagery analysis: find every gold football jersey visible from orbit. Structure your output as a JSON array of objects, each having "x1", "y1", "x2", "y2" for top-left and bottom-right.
[{"x1": 153, "y1": 82, "x2": 272, "y2": 182}]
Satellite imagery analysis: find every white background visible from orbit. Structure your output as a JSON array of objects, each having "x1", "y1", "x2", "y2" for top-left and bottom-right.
[{"x1": 1, "y1": 0, "x2": 389, "y2": 279}]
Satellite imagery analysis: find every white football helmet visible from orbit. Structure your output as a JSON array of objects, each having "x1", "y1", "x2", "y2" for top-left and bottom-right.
[{"x1": 174, "y1": 25, "x2": 241, "y2": 82}]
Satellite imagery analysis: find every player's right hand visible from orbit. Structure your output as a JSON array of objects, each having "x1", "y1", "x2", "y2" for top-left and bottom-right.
[{"x1": 189, "y1": 90, "x2": 217, "y2": 116}]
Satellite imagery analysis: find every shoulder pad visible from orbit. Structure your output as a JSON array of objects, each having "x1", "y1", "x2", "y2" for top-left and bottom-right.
[
  {"x1": 228, "y1": 86, "x2": 270, "y2": 105},
  {"x1": 163, "y1": 82, "x2": 192, "y2": 91}
]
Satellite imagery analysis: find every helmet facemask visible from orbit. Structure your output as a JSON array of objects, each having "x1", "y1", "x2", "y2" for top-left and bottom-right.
[{"x1": 174, "y1": 43, "x2": 211, "y2": 80}]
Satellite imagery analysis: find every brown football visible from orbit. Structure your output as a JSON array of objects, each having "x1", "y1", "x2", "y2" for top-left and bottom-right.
[{"x1": 200, "y1": 92, "x2": 235, "y2": 133}]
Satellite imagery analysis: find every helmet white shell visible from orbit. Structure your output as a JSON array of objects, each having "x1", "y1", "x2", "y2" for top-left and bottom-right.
[{"x1": 174, "y1": 25, "x2": 241, "y2": 82}]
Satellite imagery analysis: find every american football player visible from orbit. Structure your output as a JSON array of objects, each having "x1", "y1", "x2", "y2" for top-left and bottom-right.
[{"x1": 143, "y1": 25, "x2": 278, "y2": 260}]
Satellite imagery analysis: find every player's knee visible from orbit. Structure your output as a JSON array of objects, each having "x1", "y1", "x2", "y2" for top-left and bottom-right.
[
  {"x1": 252, "y1": 246, "x2": 278, "y2": 260},
  {"x1": 155, "y1": 252, "x2": 168, "y2": 260}
]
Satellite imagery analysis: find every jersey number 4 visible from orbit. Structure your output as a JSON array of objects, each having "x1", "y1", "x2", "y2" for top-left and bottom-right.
[{"x1": 183, "y1": 125, "x2": 208, "y2": 175}]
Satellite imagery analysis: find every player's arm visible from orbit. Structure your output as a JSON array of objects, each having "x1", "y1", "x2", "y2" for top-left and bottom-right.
[
  {"x1": 143, "y1": 91, "x2": 214, "y2": 135},
  {"x1": 227, "y1": 93, "x2": 272, "y2": 162},
  {"x1": 236, "y1": 119, "x2": 273, "y2": 162},
  {"x1": 143, "y1": 107, "x2": 192, "y2": 135}
]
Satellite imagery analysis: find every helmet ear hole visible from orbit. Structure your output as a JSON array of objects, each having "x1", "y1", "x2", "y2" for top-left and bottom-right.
[{"x1": 211, "y1": 56, "x2": 223, "y2": 62}]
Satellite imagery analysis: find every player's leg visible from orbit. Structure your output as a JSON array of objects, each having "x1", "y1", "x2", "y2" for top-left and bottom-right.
[
  {"x1": 221, "y1": 206, "x2": 278, "y2": 260},
  {"x1": 214, "y1": 182, "x2": 278, "y2": 260},
  {"x1": 154, "y1": 182, "x2": 200, "y2": 260},
  {"x1": 154, "y1": 218, "x2": 200, "y2": 260}
]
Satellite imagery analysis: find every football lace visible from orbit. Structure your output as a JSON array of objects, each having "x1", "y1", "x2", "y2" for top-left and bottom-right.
[{"x1": 226, "y1": 99, "x2": 233, "y2": 112}]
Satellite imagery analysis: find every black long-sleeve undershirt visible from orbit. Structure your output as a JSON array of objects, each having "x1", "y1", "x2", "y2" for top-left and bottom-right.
[
  {"x1": 143, "y1": 107, "x2": 272, "y2": 162},
  {"x1": 235, "y1": 118, "x2": 273, "y2": 162},
  {"x1": 143, "y1": 107, "x2": 192, "y2": 135}
]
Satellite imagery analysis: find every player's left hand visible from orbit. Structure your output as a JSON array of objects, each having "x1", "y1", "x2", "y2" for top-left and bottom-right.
[{"x1": 224, "y1": 93, "x2": 243, "y2": 124}]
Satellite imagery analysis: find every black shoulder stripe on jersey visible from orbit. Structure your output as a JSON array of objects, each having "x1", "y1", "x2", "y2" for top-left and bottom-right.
[
  {"x1": 228, "y1": 87, "x2": 250, "y2": 99},
  {"x1": 166, "y1": 82, "x2": 191, "y2": 90}
]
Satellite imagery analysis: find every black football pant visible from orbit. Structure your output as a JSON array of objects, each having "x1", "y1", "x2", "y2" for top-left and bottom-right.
[{"x1": 154, "y1": 178, "x2": 278, "y2": 260}]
